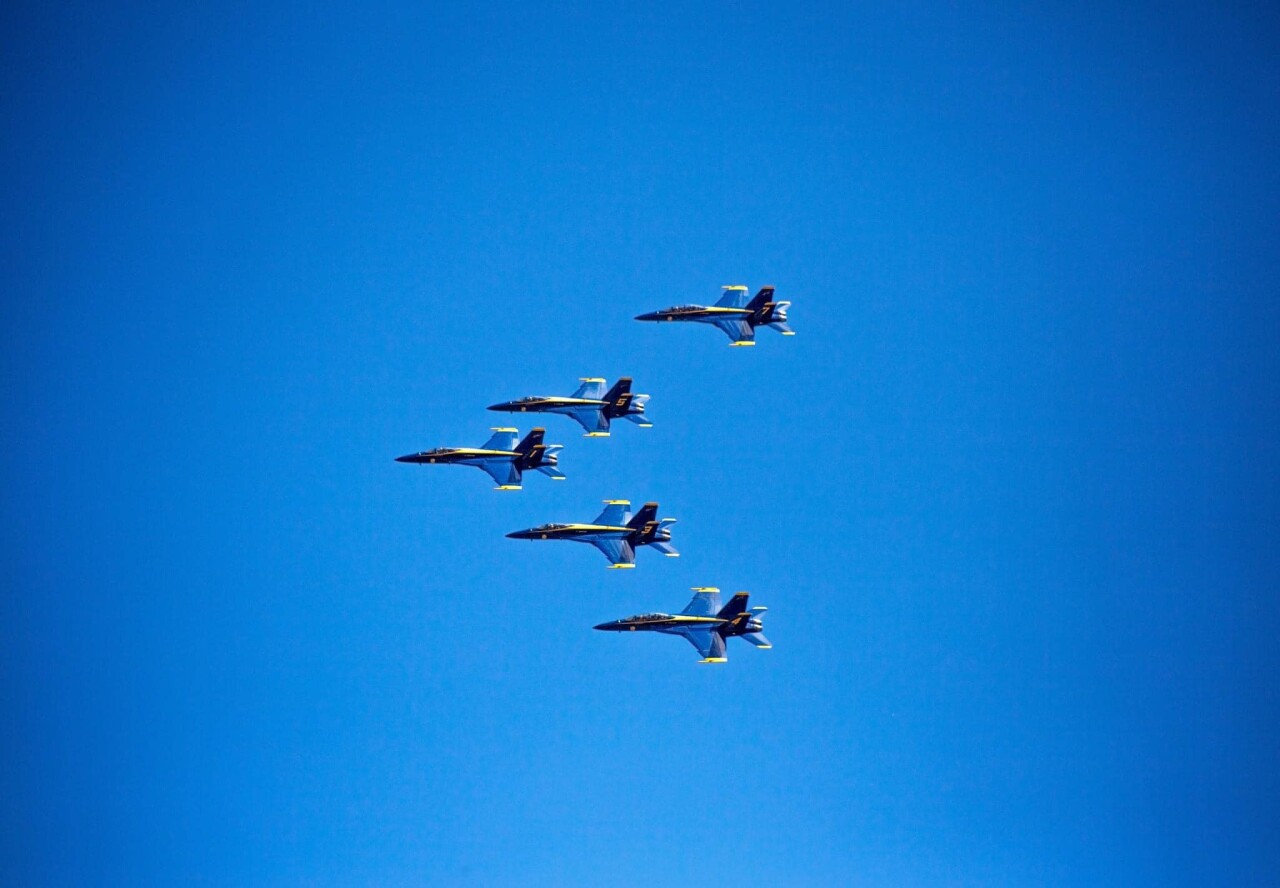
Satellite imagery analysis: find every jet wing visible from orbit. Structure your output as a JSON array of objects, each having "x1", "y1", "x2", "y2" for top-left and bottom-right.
[
  {"x1": 592, "y1": 538, "x2": 636, "y2": 567},
  {"x1": 479, "y1": 460, "x2": 521, "y2": 488},
  {"x1": 566, "y1": 407, "x2": 610, "y2": 435},
  {"x1": 570, "y1": 378, "x2": 606, "y2": 400},
  {"x1": 592, "y1": 501, "x2": 632, "y2": 526},
  {"x1": 714, "y1": 285, "x2": 751, "y2": 308},
  {"x1": 480, "y1": 428, "x2": 519, "y2": 452},
  {"x1": 679, "y1": 588, "x2": 722, "y2": 616},
  {"x1": 679, "y1": 628, "x2": 727, "y2": 662},
  {"x1": 713, "y1": 317, "x2": 755, "y2": 344}
]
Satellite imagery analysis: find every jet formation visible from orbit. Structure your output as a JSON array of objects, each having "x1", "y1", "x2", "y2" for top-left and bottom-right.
[
  {"x1": 595, "y1": 587, "x2": 771, "y2": 663},
  {"x1": 396, "y1": 284, "x2": 793, "y2": 661}
]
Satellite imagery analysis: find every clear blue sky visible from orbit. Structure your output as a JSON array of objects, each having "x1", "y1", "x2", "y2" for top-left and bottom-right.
[{"x1": 3, "y1": 2, "x2": 1278, "y2": 885}]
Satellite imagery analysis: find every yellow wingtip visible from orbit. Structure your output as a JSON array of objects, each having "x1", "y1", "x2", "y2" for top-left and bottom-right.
[
  {"x1": 721, "y1": 285, "x2": 748, "y2": 290},
  {"x1": 603, "y1": 499, "x2": 630, "y2": 505},
  {"x1": 489, "y1": 427, "x2": 519, "y2": 432},
  {"x1": 608, "y1": 563, "x2": 636, "y2": 569},
  {"x1": 691, "y1": 586, "x2": 721, "y2": 592},
  {"x1": 698, "y1": 657, "x2": 728, "y2": 664},
  {"x1": 729, "y1": 341, "x2": 757, "y2": 347},
  {"x1": 494, "y1": 485, "x2": 522, "y2": 491}
]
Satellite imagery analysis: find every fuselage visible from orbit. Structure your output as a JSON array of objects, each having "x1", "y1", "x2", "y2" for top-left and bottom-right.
[
  {"x1": 594, "y1": 613, "x2": 766, "y2": 636},
  {"x1": 489, "y1": 396, "x2": 605, "y2": 413},
  {"x1": 395, "y1": 447, "x2": 517, "y2": 466},
  {"x1": 635, "y1": 305, "x2": 751, "y2": 323},
  {"x1": 506, "y1": 522, "x2": 672, "y2": 544}
]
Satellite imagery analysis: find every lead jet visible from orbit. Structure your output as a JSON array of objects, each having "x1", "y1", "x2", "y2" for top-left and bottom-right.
[
  {"x1": 487, "y1": 377, "x2": 652, "y2": 437},
  {"x1": 634, "y1": 285, "x2": 794, "y2": 346},
  {"x1": 594, "y1": 587, "x2": 772, "y2": 663},
  {"x1": 506, "y1": 499, "x2": 677, "y2": 568},
  {"x1": 394, "y1": 427, "x2": 564, "y2": 490}
]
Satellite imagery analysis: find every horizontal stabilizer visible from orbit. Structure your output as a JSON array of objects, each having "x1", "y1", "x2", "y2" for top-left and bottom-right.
[{"x1": 740, "y1": 632, "x2": 772, "y2": 649}]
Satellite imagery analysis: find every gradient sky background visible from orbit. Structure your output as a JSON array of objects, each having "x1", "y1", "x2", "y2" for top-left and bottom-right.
[{"x1": 3, "y1": 2, "x2": 1279, "y2": 885}]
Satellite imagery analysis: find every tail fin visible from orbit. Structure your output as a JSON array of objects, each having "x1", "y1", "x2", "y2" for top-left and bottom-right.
[
  {"x1": 745, "y1": 286, "x2": 775, "y2": 312},
  {"x1": 515, "y1": 428, "x2": 545, "y2": 454},
  {"x1": 627, "y1": 501, "x2": 659, "y2": 530},
  {"x1": 716, "y1": 591, "x2": 750, "y2": 620},
  {"x1": 516, "y1": 428, "x2": 562, "y2": 471},
  {"x1": 602, "y1": 377, "x2": 634, "y2": 418}
]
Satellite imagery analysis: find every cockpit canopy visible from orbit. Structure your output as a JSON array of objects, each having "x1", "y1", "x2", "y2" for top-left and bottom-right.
[
  {"x1": 531, "y1": 522, "x2": 569, "y2": 531},
  {"x1": 624, "y1": 613, "x2": 668, "y2": 622},
  {"x1": 662, "y1": 305, "x2": 702, "y2": 312}
]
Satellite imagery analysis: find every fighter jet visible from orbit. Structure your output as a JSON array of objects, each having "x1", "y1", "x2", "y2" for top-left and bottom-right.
[
  {"x1": 594, "y1": 587, "x2": 772, "y2": 663},
  {"x1": 506, "y1": 499, "x2": 677, "y2": 568},
  {"x1": 634, "y1": 285, "x2": 794, "y2": 346},
  {"x1": 488, "y1": 377, "x2": 652, "y2": 437},
  {"x1": 394, "y1": 427, "x2": 564, "y2": 490}
]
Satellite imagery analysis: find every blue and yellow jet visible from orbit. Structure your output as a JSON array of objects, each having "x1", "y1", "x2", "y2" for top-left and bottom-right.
[
  {"x1": 594, "y1": 587, "x2": 772, "y2": 663},
  {"x1": 395, "y1": 427, "x2": 565, "y2": 490},
  {"x1": 635, "y1": 285, "x2": 794, "y2": 346},
  {"x1": 506, "y1": 499, "x2": 677, "y2": 568},
  {"x1": 487, "y1": 377, "x2": 652, "y2": 437}
]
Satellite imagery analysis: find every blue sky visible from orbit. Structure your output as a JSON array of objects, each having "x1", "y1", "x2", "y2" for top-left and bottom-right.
[{"x1": 3, "y1": 2, "x2": 1278, "y2": 885}]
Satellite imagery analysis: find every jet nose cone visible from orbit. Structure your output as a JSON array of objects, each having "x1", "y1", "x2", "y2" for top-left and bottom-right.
[
  {"x1": 594, "y1": 621, "x2": 621, "y2": 631},
  {"x1": 506, "y1": 530, "x2": 531, "y2": 539},
  {"x1": 487, "y1": 402, "x2": 513, "y2": 411},
  {"x1": 395, "y1": 453, "x2": 419, "y2": 463},
  {"x1": 635, "y1": 312, "x2": 659, "y2": 321}
]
